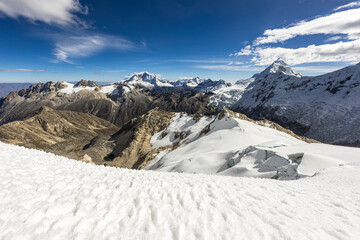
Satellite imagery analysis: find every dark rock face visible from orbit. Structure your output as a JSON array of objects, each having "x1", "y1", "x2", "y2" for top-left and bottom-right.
[
  {"x1": 17, "y1": 81, "x2": 68, "y2": 98},
  {"x1": 74, "y1": 80, "x2": 100, "y2": 88},
  {"x1": 234, "y1": 105, "x2": 311, "y2": 137}
]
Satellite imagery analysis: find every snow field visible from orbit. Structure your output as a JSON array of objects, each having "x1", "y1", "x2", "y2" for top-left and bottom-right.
[
  {"x1": 1, "y1": 142, "x2": 360, "y2": 239},
  {"x1": 148, "y1": 112, "x2": 360, "y2": 179}
]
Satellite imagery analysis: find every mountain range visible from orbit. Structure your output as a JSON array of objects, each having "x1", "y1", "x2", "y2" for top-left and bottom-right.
[{"x1": 0, "y1": 59, "x2": 359, "y2": 178}]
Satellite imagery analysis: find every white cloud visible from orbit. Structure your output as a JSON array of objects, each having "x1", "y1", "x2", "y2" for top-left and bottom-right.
[
  {"x1": 234, "y1": 3, "x2": 360, "y2": 66},
  {"x1": 0, "y1": 69, "x2": 45, "y2": 72},
  {"x1": 253, "y1": 8, "x2": 360, "y2": 45},
  {"x1": 249, "y1": 39, "x2": 360, "y2": 65},
  {"x1": 197, "y1": 63, "x2": 343, "y2": 74},
  {"x1": 234, "y1": 45, "x2": 252, "y2": 56},
  {"x1": 53, "y1": 34, "x2": 136, "y2": 63},
  {"x1": 0, "y1": 0, "x2": 88, "y2": 26},
  {"x1": 334, "y1": 1, "x2": 360, "y2": 11},
  {"x1": 228, "y1": 61, "x2": 244, "y2": 65},
  {"x1": 324, "y1": 36, "x2": 343, "y2": 42}
]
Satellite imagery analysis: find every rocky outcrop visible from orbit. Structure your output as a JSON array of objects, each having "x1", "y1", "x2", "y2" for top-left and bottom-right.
[
  {"x1": 0, "y1": 106, "x2": 119, "y2": 163},
  {"x1": 0, "y1": 106, "x2": 179, "y2": 168},
  {"x1": 0, "y1": 83, "x2": 216, "y2": 128},
  {"x1": 74, "y1": 80, "x2": 100, "y2": 88},
  {"x1": 99, "y1": 108, "x2": 175, "y2": 169}
]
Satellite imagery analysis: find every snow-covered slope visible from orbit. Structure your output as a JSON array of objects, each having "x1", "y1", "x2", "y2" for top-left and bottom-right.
[
  {"x1": 1, "y1": 141, "x2": 360, "y2": 239},
  {"x1": 256, "y1": 58, "x2": 301, "y2": 78},
  {"x1": 208, "y1": 78, "x2": 254, "y2": 109},
  {"x1": 173, "y1": 77, "x2": 203, "y2": 88},
  {"x1": 147, "y1": 109, "x2": 360, "y2": 179},
  {"x1": 234, "y1": 62, "x2": 360, "y2": 145},
  {"x1": 193, "y1": 79, "x2": 231, "y2": 93},
  {"x1": 58, "y1": 81, "x2": 119, "y2": 95},
  {"x1": 59, "y1": 82, "x2": 96, "y2": 94},
  {"x1": 123, "y1": 72, "x2": 174, "y2": 89}
]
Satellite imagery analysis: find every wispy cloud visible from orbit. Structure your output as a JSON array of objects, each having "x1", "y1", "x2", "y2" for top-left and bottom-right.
[
  {"x1": 253, "y1": 8, "x2": 360, "y2": 46},
  {"x1": 75, "y1": 66, "x2": 85, "y2": 68},
  {"x1": 0, "y1": 69, "x2": 45, "y2": 72},
  {"x1": 52, "y1": 33, "x2": 136, "y2": 63},
  {"x1": 234, "y1": 4, "x2": 360, "y2": 65},
  {"x1": 248, "y1": 39, "x2": 360, "y2": 65},
  {"x1": 0, "y1": 0, "x2": 88, "y2": 27},
  {"x1": 324, "y1": 36, "x2": 343, "y2": 42},
  {"x1": 0, "y1": 1, "x2": 143, "y2": 63},
  {"x1": 334, "y1": 1, "x2": 360, "y2": 11}
]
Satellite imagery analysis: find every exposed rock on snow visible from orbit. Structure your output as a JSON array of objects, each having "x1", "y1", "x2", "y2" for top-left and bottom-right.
[
  {"x1": 146, "y1": 109, "x2": 349, "y2": 179},
  {"x1": 256, "y1": 58, "x2": 302, "y2": 78},
  {"x1": 208, "y1": 78, "x2": 254, "y2": 110},
  {"x1": 233, "y1": 61, "x2": 360, "y2": 146},
  {"x1": 102, "y1": 108, "x2": 175, "y2": 169},
  {"x1": 173, "y1": 77, "x2": 203, "y2": 88},
  {"x1": 123, "y1": 72, "x2": 174, "y2": 89},
  {"x1": 74, "y1": 80, "x2": 100, "y2": 88}
]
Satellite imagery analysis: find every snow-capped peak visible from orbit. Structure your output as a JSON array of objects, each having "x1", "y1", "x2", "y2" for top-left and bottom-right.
[
  {"x1": 124, "y1": 72, "x2": 173, "y2": 88},
  {"x1": 173, "y1": 77, "x2": 203, "y2": 88},
  {"x1": 260, "y1": 58, "x2": 301, "y2": 78}
]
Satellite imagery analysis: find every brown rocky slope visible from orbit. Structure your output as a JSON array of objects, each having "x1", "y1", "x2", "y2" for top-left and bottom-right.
[{"x1": 0, "y1": 106, "x2": 119, "y2": 163}]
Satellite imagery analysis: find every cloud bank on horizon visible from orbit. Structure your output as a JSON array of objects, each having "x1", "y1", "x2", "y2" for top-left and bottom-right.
[{"x1": 234, "y1": 2, "x2": 360, "y2": 66}]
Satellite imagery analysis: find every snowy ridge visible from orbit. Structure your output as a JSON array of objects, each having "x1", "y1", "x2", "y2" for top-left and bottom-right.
[
  {"x1": 208, "y1": 78, "x2": 254, "y2": 109},
  {"x1": 58, "y1": 82, "x2": 119, "y2": 95},
  {"x1": 173, "y1": 77, "x2": 204, "y2": 88},
  {"x1": 235, "y1": 61, "x2": 360, "y2": 144},
  {"x1": 123, "y1": 72, "x2": 174, "y2": 89},
  {"x1": 147, "y1": 110, "x2": 360, "y2": 179},
  {"x1": 1, "y1": 141, "x2": 360, "y2": 239},
  {"x1": 258, "y1": 58, "x2": 302, "y2": 78},
  {"x1": 59, "y1": 82, "x2": 96, "y2": 94}
]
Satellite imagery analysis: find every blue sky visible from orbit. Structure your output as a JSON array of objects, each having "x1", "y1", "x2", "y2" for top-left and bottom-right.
[{"x1": 0, "y1": 0, "x2": 360, "y2": 82}]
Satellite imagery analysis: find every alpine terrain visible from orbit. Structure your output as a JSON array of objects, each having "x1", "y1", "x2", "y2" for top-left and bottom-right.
[{"x1": 2, "y1": 0, "x2": 360, "y2": 239}]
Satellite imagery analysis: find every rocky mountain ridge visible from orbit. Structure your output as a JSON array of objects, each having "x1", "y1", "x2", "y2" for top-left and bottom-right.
[
  {"x1": 0, "y1": 106, "x2": 318, "y2": 178},
  {"x1": 1, "y1": 60, "x2": 360, "y2": 146}
]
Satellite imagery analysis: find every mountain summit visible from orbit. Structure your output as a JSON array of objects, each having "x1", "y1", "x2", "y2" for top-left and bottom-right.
[
  {"x1": 259, "y1": 58, "x2": 301, "y2": 78},
  {"x1": 124, "y1": 72, "x2": 173, "y2": 88}
]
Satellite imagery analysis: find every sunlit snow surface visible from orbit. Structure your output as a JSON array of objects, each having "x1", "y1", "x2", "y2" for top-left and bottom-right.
[
  {"x1": 1, "y1": 142, "x2": 360, "y2": 239},
  {"x1": 148, "y1": 112, "x2": 360, "y2": 179}
]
